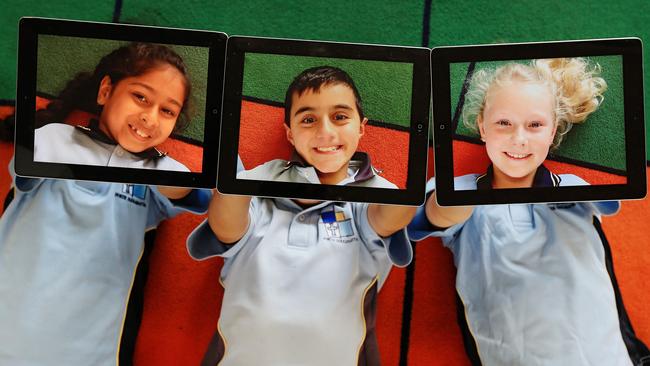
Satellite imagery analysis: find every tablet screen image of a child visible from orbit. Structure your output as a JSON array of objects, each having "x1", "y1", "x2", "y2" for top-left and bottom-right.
[
  {"x1": 459, "y1": 58, "x2": 607, "y2": 189},
  {"x1": 33, "y1": 42, "x2": 193, "y2": 172},
  {"x1": 237, "y1": 66, "x2": 397, "y2": 188}
]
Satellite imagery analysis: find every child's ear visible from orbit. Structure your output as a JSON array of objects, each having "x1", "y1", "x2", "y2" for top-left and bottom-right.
[
  {"x1": 284, "y1": 124, "x2": 295, "y2": 146},
  {"x1": 359, "y1": 117, "x2": 368, "y2": 137},
  {"x1": 477, "y1": 115, "x2": 486, "y2": 142},
  {"x1": 97, "y1": 76, "x2": 113, "y2": 105}
]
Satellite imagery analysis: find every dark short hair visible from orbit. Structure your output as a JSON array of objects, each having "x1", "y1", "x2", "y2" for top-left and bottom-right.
[{"x1": 283, "y1": 66, "x2": 364, "y2": 125}]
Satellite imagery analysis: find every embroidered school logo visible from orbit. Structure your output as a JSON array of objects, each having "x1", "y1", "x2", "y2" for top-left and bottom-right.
[
  {"x1": 122, "y1": 184, "x2": 147, "y2": 200},
  {"x1": 114, "y1": 184, "x2": 147, "y2": 207},
  {"x1": 321, "y1": 209, "x2": 354, "y2": 239}
]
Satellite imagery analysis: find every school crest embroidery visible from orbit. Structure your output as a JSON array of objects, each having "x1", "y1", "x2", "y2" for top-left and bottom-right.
[
  {"x1": 321, "y1": 209, "x2": 354, "y2": 238},
  {"x1": 122, "y1": 184, "x2": 147, "y2": 200},
  {"x1": 115, "y1": 184, "x2": 147, "y2": 207}
]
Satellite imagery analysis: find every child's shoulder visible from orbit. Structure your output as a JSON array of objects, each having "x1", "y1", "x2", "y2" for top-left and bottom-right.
[
  {"x1": 453, "y1": 174, "x2": 480, "y2": 190},
  {"x1": 151, "y1": 155, "x2": 190, "y2": 172},
  {"x1": 237, "y1": 159, "x2": 289, "y2": 181},
  {"x1": 557, "y1": 173, "x2": 589, "y2": 187},
  {"x1": 35, "y1": 122, "x2": 75, "y2": 137},
  {"x1": 357, "y1": 172, "x2": 398, "y2": 189}
]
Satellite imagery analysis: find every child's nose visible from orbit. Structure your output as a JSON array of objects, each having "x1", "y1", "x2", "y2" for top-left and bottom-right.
[
  {"x1": 139, "y1": 111, "x2": 157, "y2": 128},
  {"x1": 316, "y1": 118, "x2": 336, "y2": 140},
  {"x1": 512, "y1": 127, "x2": 528, "y2": 145}
]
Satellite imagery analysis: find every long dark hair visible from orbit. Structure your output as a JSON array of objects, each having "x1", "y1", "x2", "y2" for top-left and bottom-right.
[{"x1": 36, "y1": 42, "x2": 193, "y2": 133}]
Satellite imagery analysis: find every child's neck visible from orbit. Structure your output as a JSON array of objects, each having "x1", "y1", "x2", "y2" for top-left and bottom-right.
[
  {"x1": 492, "y1": 170, "x2": 535, "y2": 189},
  {"x1": 317, "y1": 163, "x2": 350, "y2": 185}
]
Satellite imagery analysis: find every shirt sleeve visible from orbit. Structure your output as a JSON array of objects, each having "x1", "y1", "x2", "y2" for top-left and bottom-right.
[
  {"x1": 8, "y1": 158, "x2": 43, "y2": 193},
  {"x1": 590, "y1": 201, "x2": 621, "y2": 216},
  {"x1": 407, "y1": 177, "x2": 465, "y2": 244},
  {"x1": 186, "y1": 196, "x2": 261, "y2": 261},
  {"x1": 146, "y1": 187, "x2": 211, "y2": 228},
  {"x1": 560, "y1": 175, "x2": 620, "y2": 216},
  {"x1": 353, "y1": 203, "x2": 413, "y2": 268}
]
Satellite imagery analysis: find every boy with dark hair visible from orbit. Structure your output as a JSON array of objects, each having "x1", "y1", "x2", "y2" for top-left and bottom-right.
[
  {"x1": 237, "y1": 65, "x2": 396, "y2": 188},
  {"x1": 187, "y1": 69, "x2": 413, "y2": 366}
]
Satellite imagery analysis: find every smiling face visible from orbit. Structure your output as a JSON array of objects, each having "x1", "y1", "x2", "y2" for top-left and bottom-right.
[
  {"x1": 286, "y1": 83, "x2": 367, "y2": 185},
  {"x1": 96, "y1": 64, "x2": 186, "y2": 153},
  {"x1": 478, "y1": 81, "x2": 557, "y2": 188}
]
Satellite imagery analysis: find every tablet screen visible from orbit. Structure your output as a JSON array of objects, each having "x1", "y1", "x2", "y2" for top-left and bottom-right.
[
  {"x1": 15, "y1": 17, "x2": 226, "y2": 187},
  {"x1": 431, "y1": 39, "x2": 645, "y2": 205},
  {"x1": 219, "y1": 37, "x2": 430, "y2": 205}
]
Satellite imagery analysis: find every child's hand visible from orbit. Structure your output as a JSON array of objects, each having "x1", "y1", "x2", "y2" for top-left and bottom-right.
[
  {"x1": 425, "y1": 192, "x2": 473, "y2": 229},
  {"x1": 208, "y1": 190, "x2": 252, "y2": 244},
  {"x1": 368, "y1": 204, "x2": 417, "y2": 238},
  {"x1": 157, "y1": 186, "x2": 192, "y2": 200}
]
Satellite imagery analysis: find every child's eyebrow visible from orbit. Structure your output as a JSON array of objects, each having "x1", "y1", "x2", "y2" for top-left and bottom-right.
[
  {"x1": 293, "y1": 106, "x2": 315, "y2": 116},
  {"x1": 129, "y1": 82, "x2": 183, "y2": 108},
  {"x1": 333, "y1": 104, "x2": 354, "y2": 111},
  {"x1": 293, "y1": 104, "x2": 355, "y2": 117}
]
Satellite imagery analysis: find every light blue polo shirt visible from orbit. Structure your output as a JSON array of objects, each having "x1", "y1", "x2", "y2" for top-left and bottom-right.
[
  {"x1": 187, "y1": 198, "x2": 412, "y2": 366},
  {"x1": 34, "y1": 123, "x2": 188, "y2": 172},
  {"x1": 0, "y1": 161, "x2": 209, "y2": 366},
  {"x1": 408, "y1": 175, "x2": 631, "y2": 366}
]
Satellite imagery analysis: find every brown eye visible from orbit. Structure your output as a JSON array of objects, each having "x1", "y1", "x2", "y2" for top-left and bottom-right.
[
  {"x1": 334, "y1": 113, "x2": 349, "y2": 121},
  {"x1": 301, "y1": 116, "x2": 316, "y2": 124},
  {"x1": 529, "y1": 121, "x2": 542, "y2": 128},
  {"x1": 132, "y1": 93, "x2": 147, "y2": 103},
  {"x1": 497, "y1": 119, "x2": 510, "y2": 126},
  {"x1": 161, "y1": 108, "x2": 177, "y2": 117}
]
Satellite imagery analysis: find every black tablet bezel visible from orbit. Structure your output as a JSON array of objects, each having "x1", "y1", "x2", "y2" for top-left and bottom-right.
[
  {"x1": 15, "y1": 17, "x2": 226, "y2": 188},
  {"x1": 431, "y1": 38, "x2": 646, "y2": 206},
  {"x1": 218, "y1": 36, "x2": 430, "y2": 205}
]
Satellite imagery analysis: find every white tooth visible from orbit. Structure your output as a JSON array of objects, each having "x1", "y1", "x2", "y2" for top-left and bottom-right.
[
  {"x1": 135, "y1": 129, "x2": 149, "y2": 138},
  {"x1": 317, "y1": 146, "x2": 338, "y2": 152},
  {"x1": 507, "y1": 152, "x2": 527, "y2": 159}
]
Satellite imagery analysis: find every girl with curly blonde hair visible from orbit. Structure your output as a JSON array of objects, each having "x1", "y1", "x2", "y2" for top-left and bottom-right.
[
  {"x1": 462, "y1": 58, "x2": 606, "y2": 188},
  {"x1": 408, "y1": 57, "x2": 642, "y2": 366}
]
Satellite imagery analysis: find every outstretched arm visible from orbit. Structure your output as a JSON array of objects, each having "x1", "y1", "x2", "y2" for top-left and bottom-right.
[
  {"x1": 207, "y1": 190, "x2": 252, "y2": 244},
  {"x1": 157, "y1": 186, "x2": 192, "y2": 200},
  {"x1": 367, "y1": 204, "x2": 417, "y2": 237},
  {"x1": 425, "y1": 191, "x2": 473, "y2": 228}
]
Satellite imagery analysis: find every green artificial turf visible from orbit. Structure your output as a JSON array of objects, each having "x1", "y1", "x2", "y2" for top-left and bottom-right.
[
  {"x1": 242, "y1": 53, "x2": 413, "y2": 128},
  {"x1": 119, "y1": 0, "x2": 424, "y2": 47},
  {"x1": 449, "y1": 62, "x2": 470, "y2": 127},
  {"x1": 36, "y1": 35, "x2": 209, "y2": 142},
  {"x1": 1, "y1": 0, "x2": 114, "y2": 102}
]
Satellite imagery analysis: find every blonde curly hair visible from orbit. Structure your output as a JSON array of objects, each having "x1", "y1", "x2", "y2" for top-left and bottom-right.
[{"x1": 461, "y1": 58, "x2": 607, "y2": 149}]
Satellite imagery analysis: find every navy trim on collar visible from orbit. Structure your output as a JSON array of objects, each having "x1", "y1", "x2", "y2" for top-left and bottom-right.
[
  {"x1": 75, "y1": 119, "x2": 166, "y2": 160},
  {"x1": 476, "y1": 164, "x2": 561, "y2": 189},
  {"x1": 285, "y1": 151, "x2": 380, "y2": 183}
]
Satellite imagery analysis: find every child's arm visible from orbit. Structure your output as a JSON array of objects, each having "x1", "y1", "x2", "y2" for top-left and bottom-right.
[
  {"x1": 367, "y1": 204, "x2": 417, "y2": 237},
  {"x1": 157, "y1": 186, "x2": 192, "y2": 200},
  {"x1": 425, "y1": 191, "x2": 473, "y2": 228},
  {"x1": 207, "y1": 190, "x2": 252, "y2": 244}
]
